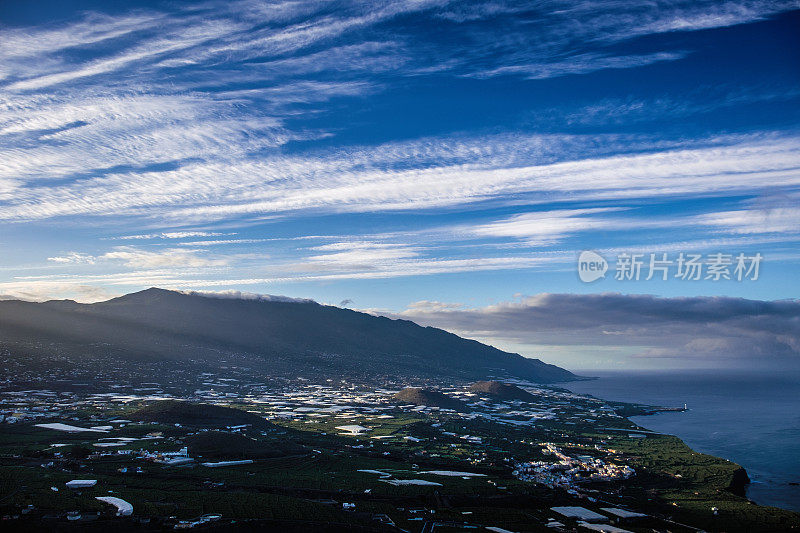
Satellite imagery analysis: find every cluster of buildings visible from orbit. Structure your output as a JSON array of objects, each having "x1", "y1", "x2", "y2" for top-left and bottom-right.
[
  {"x1": 514, "y1": 442, "x2": 635, "y2": 491},
  {"x1": 513, "y1": 442, "x2": 636, "y2": 492}
]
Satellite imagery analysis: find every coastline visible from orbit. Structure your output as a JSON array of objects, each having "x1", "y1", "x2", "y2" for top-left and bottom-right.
[
  {"x1": 599, "y1": 409, "x2": 800, "y2": 531},
  {"x1": 623, "y1": 407, "x2": 752, "y2": 497},
  {"x1": 560, "y1": 369, "x2": 800, "y2": 514}
]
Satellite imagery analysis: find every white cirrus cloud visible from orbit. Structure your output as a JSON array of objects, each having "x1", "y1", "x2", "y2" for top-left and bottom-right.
[
  {"x1": 45, "y1": 247, "x2": 229, "y2": 269},
  {"x1": 468, "y1": 208, "x2": 621, "y2": 245},
  {"x1": 113, "y1": 231, "x2": 234, "y2": 240},
  {"x1": 100, "y1": 247, "x2": 229, "y2": 268},
  {"x1": 693, "y1": 206, "x2": 800, "y2": 235},
  {"x1": 47, "y1": 252, "x2": 97, "y2": 265},
  {"x1": 2, "y1": 132, "x2": 799, "y2": 222}
]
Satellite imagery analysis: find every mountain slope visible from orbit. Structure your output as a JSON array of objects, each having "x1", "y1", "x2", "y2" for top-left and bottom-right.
[
  {"x1": 392, "y1": 387, "x2": 469, "y2": 411},
  {"x1": 0, "y1": 288, "x2": 576, "y2": 382},
  {"x1": 468, "y1": 381, "x2": 538, "y2": 402},
  {"x1": 130, "y1": 400, "x2": 273, "y2": 429}
]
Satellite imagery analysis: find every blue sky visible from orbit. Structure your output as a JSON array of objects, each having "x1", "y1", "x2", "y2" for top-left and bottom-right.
[{"x1": 1, "y1": 1, "x2": 799, "y2": 369}]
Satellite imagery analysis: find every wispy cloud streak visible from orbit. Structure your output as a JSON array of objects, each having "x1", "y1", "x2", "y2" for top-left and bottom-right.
[{"x1": 1, "y1": 0, "x2": 799, "y2": 306}]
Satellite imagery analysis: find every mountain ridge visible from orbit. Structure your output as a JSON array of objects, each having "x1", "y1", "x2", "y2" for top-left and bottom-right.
[{"x1": 0, "y1": 287, "x2": 577, "y2": 383}]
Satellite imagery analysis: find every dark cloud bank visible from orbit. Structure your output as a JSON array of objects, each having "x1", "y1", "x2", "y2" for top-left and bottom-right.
[{"x1": 397, "y1": 294, "x2": 800, "y2": 366}]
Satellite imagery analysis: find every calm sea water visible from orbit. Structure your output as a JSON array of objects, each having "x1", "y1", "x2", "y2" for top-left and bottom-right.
[{"x1": 561, "y1": 370, "x2": 800, "y2": 512}]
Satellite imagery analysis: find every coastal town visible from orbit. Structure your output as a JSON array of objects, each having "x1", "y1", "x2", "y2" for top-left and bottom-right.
[{"x1": 2, "y1": 371, "x2": 795, "y2": 532}]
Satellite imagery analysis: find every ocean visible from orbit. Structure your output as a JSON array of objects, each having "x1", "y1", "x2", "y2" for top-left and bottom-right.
[{"x1": 560, "y1": 369, "x2": 800, "y2": 512}]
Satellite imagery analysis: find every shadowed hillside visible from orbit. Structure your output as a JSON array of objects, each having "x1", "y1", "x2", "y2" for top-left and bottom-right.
[
  {"x1": 0, "y1": 288, "x2": 576, "y2": 383},
  {"x1": 129, "y1": 400, "x2": 273, "y2": 429},
  {"x1": 392, "y1": 387, "x2": 469, "y2": 411},
  {"x1": 468, "y1": 381, "x2": 538, "y2": 402}
]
